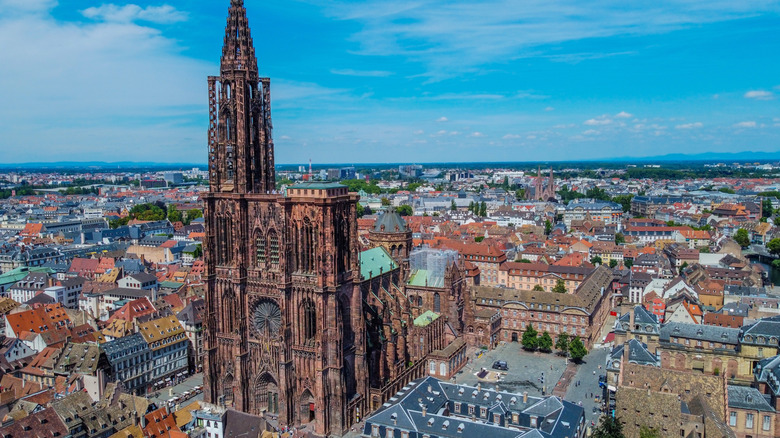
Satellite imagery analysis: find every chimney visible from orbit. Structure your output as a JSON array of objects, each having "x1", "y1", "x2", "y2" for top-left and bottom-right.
[
  {"x1": 522, "y1": 391, "x2": 528, "y2": 403},
  {"x1": 422, "y1": 404, "x2": 427, "y2": 417}
]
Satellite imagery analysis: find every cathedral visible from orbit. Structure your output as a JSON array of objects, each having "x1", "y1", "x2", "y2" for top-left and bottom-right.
[{"x1": 202, "y1": 1, "x2": 461, "y2": 436}]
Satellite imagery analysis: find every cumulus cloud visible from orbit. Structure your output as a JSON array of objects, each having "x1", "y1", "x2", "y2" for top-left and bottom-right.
[
  {"x1": 81, "y1": 4, "x2": 188, "y2": 24},
  {"x1": 744, "y1": 90, "x2": 774, "y2": 100},
  {"x1": 470, "y1": 132, "x2": 483, "y2": 137},
  {"x1": 734, "y1": 121, "x2": 757, "y2": 128},
  {"x1": 545, "y1": 106, "x2": 555, "y2": 111},
  {"x1": 436, "y1": 116, "x2": 448, "y2": 122},
  {"x1": 413, "y1": 129, "x2": 424, "y2": 135},
  {"x1": 584, "y1": 117, "x2": 612, "y2": 126},
  {"x1": 615, "y1": 111, "x2": 633, "y2": 118},
  {"x1": 675, "y1": 122, "x2": 703, "y2": 129},
  {"x1": 502, "y1": 134, "x2": 521, "y2": 139},
  {"x1": 583, "y1": 129, "x2": 600, "y2": 135}
]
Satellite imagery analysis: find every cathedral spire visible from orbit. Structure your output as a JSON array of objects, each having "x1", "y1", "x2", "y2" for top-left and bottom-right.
[{"x1": 221, "y1": 0, "x2": 258, "y2": 74}]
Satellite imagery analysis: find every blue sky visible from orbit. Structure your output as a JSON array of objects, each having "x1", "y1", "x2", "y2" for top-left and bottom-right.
[{"x1": 0, "y1": 0, "x2": 778, "y2": 164}]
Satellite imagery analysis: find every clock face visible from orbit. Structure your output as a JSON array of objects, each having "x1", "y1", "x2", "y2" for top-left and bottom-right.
[{"x1": 253, "y1": 299, "x2": 281, "y2": 337}]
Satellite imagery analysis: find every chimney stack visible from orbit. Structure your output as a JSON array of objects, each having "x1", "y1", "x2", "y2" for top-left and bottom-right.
[{"x1": 523, "y1": 391, "x2": 528, "y2": 403}]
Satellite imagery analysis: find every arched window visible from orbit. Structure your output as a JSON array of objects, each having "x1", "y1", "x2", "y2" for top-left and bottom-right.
[
  {"x1": 303, "y1": 300, "x2": 316, "y2": 342},
  {"x1": 222, "y1": 374, "x2": 234, "y2": 407},
  {"x1": 268, "y1": 230, "x2": 279, "y2": 265},
  {"x1": 301, "y1": 218, "x2": 315, "y2": 272},
  {"x1": 417, "y1": 296, "x2": 423, "y2": 307},
  {"x1": 256, "y1": 232, "x2": 266, "y2": 265},
  {"x1": 434, "y1": 292, "x2": 441, "y2": 313}
]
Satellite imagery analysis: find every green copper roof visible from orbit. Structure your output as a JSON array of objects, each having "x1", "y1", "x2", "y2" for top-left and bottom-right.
[
  {"x1": 360, "y1": 247, "x2": 397, "y2": 280},
  {"x1": 289, "y1": 182, "x2": 346, "y2": 190},
  {"x1": 407, "y1": 269, "x2": 430, "y2": 287},
  {"x1": 0, "y1": 266, "x2": 54, "y2": 286},
  {"x1": 160, "y1": 281, "x2": 184, "y2": 289},
  {"x1": 414, "y1": 310, "x2": 440, "y2": 327}
]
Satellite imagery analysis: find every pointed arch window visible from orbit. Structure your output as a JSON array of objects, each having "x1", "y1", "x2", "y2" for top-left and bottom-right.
[
  {"x1": 268, "y1": 230, "x2": 279, "y2": 265},
  {"x1": 303, "y1": 299, "x2": 316, "y2": 342},
  {"x1": 434, "y1": 293, "x2": 441, "y2": 313},
  {"x1": 256, "y1": 231, "x2": 266, "y2": 265}
]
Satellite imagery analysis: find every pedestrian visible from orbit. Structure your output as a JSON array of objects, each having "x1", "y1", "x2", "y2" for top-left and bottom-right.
[{"x1": 593, "y1": 370, "x2": 596, "y2": 375}]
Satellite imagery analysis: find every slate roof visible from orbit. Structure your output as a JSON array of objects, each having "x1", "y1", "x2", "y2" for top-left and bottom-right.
[
  {"x1": 727, "y1": 385, "x2": 775, "y2": 412},
  {"x1": 659, "y1": 322, "x2": 740, "y2": 345},
  {"x1": 373, "y1": 209, "x2": 408, "y2": 233},
  {"x1": 363, "y1": 376, "x2": 584, "y2": 438}
]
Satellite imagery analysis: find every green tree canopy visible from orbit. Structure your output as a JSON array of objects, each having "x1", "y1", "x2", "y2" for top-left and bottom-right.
[
  {"x1": 538, "y1": 331, "x2": 553, "y2": 352},
  {"x1": 397, "y1": 205, "x2": 413, "y2": 216},
  {"x1": 768, "y1": 238, "x2": 780, "y2": 256},
  {"x1": 609, "y1": 259, "x2": 618, "y2": 269},
  {"x1": 185, "y1": 209, "x2": 203, "y2": 225},
  {"x1": 479, "y1": 201, "x2": 487, "y2": 217},
  {"x1": 734, "y1": 228, "x2": 750, "y2": 248},
  {"x1": 590, "y1": 256, "x2": 603, "y2": 265},
  {"x1": 592, "y1": 415, "x2": 625, "y2": 438},
  {"x1": 555, "y1": 333, "x2": 569, "y2": 354},
  {"x1": 533, "y1": 284, "x2": 545, "y2": 292},
  {"x1": 615, "y1": 233, "x2": 625, "y2": 245},
  {"x1": 569, "y1": 336, "x2": 588, "y2": 362},
  {"x1": 167, "y1": 205, "x2": 183, "y2": 224},
  {"x1": 552, "y1": 279, "x2": 567, "y2": 293},
  {"x1": 451, "y1": 200, "x2": 457, "y2": 211},
  {"x1": 522, "y1": 325, "x2": 539, "y2": 350},
  {"x1": 129, "y1": 203, "x2": 166, "y2": 221},
  {"x1": 639, "y1": 425, "x2": 661, "y2": 438}
]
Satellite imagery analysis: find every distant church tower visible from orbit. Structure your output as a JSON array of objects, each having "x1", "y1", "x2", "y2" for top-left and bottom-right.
[{"x1": 202, "y1": 1, "x2": 366, "y2": 435}]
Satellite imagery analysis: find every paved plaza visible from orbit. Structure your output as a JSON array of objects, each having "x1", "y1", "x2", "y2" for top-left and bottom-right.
[{"x1": 148, "y1": 373, "x2": 204, "y2": 408}]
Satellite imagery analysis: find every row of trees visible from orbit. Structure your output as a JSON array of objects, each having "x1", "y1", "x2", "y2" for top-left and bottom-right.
[
  {"x1": 531, "y1": 278, "x2": 568, "y2": 293},
  {"x1": 109, "y1": 202, "x2": 202, "y2": 229},
  {"x1": 520, "y1": 326, "x2": 587, "y2": 361},
  {"x1": 468, "y1": 201, "x2": 487, "y2": 217}
]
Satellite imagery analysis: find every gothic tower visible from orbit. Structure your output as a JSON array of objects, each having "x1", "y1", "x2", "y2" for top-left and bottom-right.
[{"x1": 202, "y1": 1, "x2": 366, "y2": 436}]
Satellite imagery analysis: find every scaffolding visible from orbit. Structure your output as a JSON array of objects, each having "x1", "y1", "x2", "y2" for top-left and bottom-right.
[{"x1": 409, "y1": 246, "x2": 459, "y2": 288}]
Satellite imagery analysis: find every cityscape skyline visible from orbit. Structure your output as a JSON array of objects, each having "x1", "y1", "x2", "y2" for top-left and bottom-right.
[{"x1": 0, "y1": 0, "x2": 778, "y2": 164}]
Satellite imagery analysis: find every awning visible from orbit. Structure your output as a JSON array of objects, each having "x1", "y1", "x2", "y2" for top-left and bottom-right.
[
  {"x1": 607, "y1": 385, "x2": 617, "y2": 392},
  {"x1": 604, "y1": 333, "x2": 615, "y2": 343}
]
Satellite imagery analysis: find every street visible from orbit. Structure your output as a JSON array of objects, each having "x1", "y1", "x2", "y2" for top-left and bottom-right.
[{"x1": 148, "y1": 373, "x2": 204, "y2": 409}]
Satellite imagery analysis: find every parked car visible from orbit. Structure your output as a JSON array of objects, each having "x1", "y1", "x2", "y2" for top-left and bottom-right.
[{"x1": 492, "y1": 360, "x2": 509, "y2": 371}]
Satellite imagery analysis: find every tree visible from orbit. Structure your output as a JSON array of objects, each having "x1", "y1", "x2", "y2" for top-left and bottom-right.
[
  {"x1": 679, "y1": 261, "x2": 689, "y2": 275},
  {"x1": 552, "y1": 279, "x2": 567, "y2": 293},
  {"x1": 356, "y1": 203, "x2": 365, "y2": 218},
  {"x1": 555, "y1": 333, "x2": 569, "y2": 354},
  {"x1": 609, "y1": 259, "x2": 618, "y2": 269},
  {"x1": 774, "y1": 217, "x2": 780, "y2": 227},
  {"x1": 451, "y1": 200, "x2": 457, "y2": 211},
  {"x1": 516, "y1": 258, "x2": 532, "y2": 263},
  {"x1": 544, "y1": 219, "x2": 552, "y2": 235},
  {"x1": 734, "y1": 228, "x2": 750, "y2": 248},
  {"x1": 538, "y1": 331, "x2": 553, "y2": 352},
  {"x1": 624, "y1": 259, "x2": 633, "y2": 268},
  {"x1": 762, "y1": 199, "x2": 773, "y2": 218},
  {"x1": 592, "y1": 415, "x2": 625, "y2": 438},
  {"x1": 185, "y1": 209, "x2": 203, "y2": 225},
  {"x1": 612, "y1": 194, "x2": 634, "y2": 213},
  {"x1": 768, "y1": 238, "x2": 780, "y2": 256},
  {"x1": 381, "y1": 197, "x2": 391, "y2": 206},
  {"x1": 397, "y1": 205, "x2": 413, "y2": 216},
  {"x1": 468, "y1": 201, "x2": 475, "y2": 213},
  {"x1": 590, "y1": 256, "x2": 603, "y2": 266},
  {"x1": 569, "y1": 336, "x2": 587, "y2": 362},
  {"x1": 167, "y1": 205, "x2": 183, "y2": 224},
  {"x1": 533, "y1": 285, "x2": 545, "y2": 292},
  {"x1": 639, "y1": 425, "x2": 661, "y2": 438},
  {"x1": 479, "y1": 201, "x2": 487, "y2": 217},
  {"x1": 522, "y1": 325, "x2": 538, "y2": 350},
  {"x1": 614, "y1": 233, "x2": 625, "y2": 245}
]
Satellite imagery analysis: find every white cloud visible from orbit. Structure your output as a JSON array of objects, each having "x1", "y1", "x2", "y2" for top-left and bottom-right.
[
  {"x1": 583, "y1": 129, "x2": 600, "y2": 135},
  {"x1": 413, "y1": 129, "x2": 424, "y2": 135},
  {"x1": 279, "y1": 135, "x2": 291, "y2": 140},
  {"x1": 330, "y1": 68, "x2": 394, "y2": 77},
  {"x1": 584, "y1": 117, "x2": 612, "y2": 126},
  {"x1": 322, "y1": 0, "x2": 777, "y2": 75},
  {"x1": 435, "y1": 129, "x2": 447, "y2": 135},
  {"x1": 470, "y1": 132, "x2": 483, "y2": 137},
  {"x1": 436, "y1": 116, "x2": 448, "y2": 122},
  {"x1": 544, "y1": 106, "x2": 555, "y2": 111},
  {"x1": 527, "y1": 135, "x2": 537, "y2": 139},
  {"x1": 734, "y1": 121, "x2": 757, "y2": 128},
  {"x1": 449, "y1": 131, "x2": 460, "y2": 135},
  {"x1": 81, "y1": 4, "x2": 187, "y2": 24},
  {"x1": 615, "y1": 111, "x2": 633, "y2": 118},
  {"x1": 744, "y1": 90, "x2": 774, "y2": 100},
  {"x1": 502, "y1": 134, "x2": 521, "y2": 139},
  {"x1": 675, "y1": 122, "x2": 703, "y2": 129}
]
